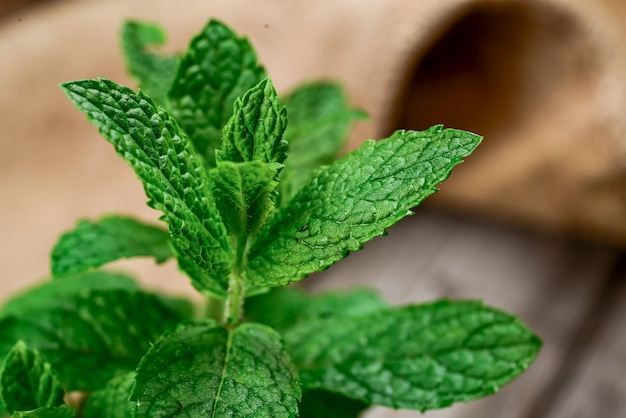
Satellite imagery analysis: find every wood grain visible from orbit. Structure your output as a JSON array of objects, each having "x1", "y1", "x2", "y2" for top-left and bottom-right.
[{"x1": 533, "y1": 259, "x2": 626, "y2": 418}]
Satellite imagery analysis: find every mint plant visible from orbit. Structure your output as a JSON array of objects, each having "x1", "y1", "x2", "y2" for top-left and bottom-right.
[{"x1": 0, "y1": 19, "x2": 541, "y2": 417}]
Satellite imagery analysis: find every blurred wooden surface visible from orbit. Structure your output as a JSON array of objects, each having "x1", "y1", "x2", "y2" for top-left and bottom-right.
[{"x1": 308, "y1": 209, "x2": 626, "y2": 417}]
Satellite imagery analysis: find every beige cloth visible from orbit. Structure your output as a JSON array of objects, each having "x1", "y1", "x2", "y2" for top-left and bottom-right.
[{"x1": 1, "y1": 0, "x2": 626, "y2": 297}]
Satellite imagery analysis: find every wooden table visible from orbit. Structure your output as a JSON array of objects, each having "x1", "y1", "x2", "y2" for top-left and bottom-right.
[{"x1": 307, "y1": 208, "x2": 625, "y2": 417}]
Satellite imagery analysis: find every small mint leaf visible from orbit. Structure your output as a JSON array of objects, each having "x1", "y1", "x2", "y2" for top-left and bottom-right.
[
  {"x1": 0, "y1": 342, "x2": 65, "y2": 414},
  {"x1": 286, "y1": 300, "x2": 541, "y2": 411},
  {"x1": 83, "y1": 372, "x2": 134, "y2": 418},
  {"x1": 131, "y1": 320, "x2": 300, "y2": 417},
  {"x1": 11, "y1": 405, "x2": 75, "y2": 418},
  {"x1": 209, "y1": 161, "x2": 279, "y2": 239},
  {"x1": 246, "y1": 126, "x2": 482, "y2": 287},
  {"x1": 281, "y1": 81, "x2": 366, "y2": 200},
  {"x1": 169, "y1": 19, "x2": 266, "y2": 168},
  {"x1": 217, "y1": 78, "x2": 288, "y2": 167},
  {"x1": 0, "y1": 272, "x2": 191, "y2": 391},
  {"x1": 61, "y1": 79, "x2": 232, "y2": 294},
  {"x1": 245, "y1": 287, "x2": 386, "y2": 333},
  {"x1": 120, "y1": 20, "x2": 179, "y2": 110},
  {"x1": 299, "y1": 389, "x2": 368, "y2": 418},
  {"x1": 50, "y1": 215, "x2": 172, "y2": 278}
]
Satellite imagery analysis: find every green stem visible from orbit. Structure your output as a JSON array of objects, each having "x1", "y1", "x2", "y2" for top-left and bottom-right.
[
  {"x1": 223, "y1": 236, "x2": 247, "y2": 326},
  {"x1": 224, "y1": 272, "x2": 244, "y2": 326}
]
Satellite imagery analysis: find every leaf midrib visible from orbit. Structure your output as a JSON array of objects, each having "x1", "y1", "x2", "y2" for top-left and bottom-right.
[{"x1": 211, "y1": 326, "x2": 234, "y2": 418}]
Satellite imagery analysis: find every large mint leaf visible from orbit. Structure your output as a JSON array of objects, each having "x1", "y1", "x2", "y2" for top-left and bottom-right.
[
  {"x1": 83, "y1": 372, "x2": 134, "y2": 418},
  {"x1": 246, "y1": 126, "x2": 482, "y2": 287},
  {"x1": 120, "y1": 20, "x2": 179, "y2": 110},
  {"x1": 245, "y1": 287, "x2": 386, "y2": 333},
  {"x1": 51, "y1": 215, "x2": 172, "y2": 278},
  {"x1": 299, "y1": 389, "x2": 368, "y2": 418},
  {"x1": 216, "y1": 78, "x2": 287, "y2": 167},
  {"x1": 12, "y1": 405, "x2": 75, "y2": 418},
  {"x1": 61, "y1": 79, "x2": 231, "y2": 294},
  {"x1": 286, "y1": 300, "x2": 541, "y2": 411},
  {"x1": 131, "y1": 320, "x2": 300, "y2": 417},
  {"x1": 209, "y1": 161, "x2": 278, "y2": 239},
  {"x1": 0, "y1": 342, "x2": 65, "y2": 414},
  {"x1": 0, "y1": 272, "x2": 191, "y2": 391},
  {"x1": 169, "y1": 19, "x2": 266, "y2": 168},
  {"x1": 281, "y1": 82, "x2": 366, "y2": 200}
]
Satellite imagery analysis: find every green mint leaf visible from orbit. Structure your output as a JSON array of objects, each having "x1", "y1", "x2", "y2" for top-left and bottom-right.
[
  {"x1": 11, "y1": 405, "x2": 75, "y2": 418},
  {"x1": 216, "y1": 78, "x2": 287, "y2": 168},
  {"x1": 83, "y1": 372, "x2": 134, "y2": 418},
  {"x1": 0, "y1": 272, "x2": 137, "y2": 318},
  {"x1": 0, "y1": 272, "x2": 191, "y2": 391},
  {"x1": 299, "y1": 389, "x2": 368, "y2": 418},
  {"x1": 245, "y1": 287, "x2": 386, "y2": 333},
  {"x1": 281, "y1": 82, "x2": 367, "y2": 199},
  {"x1": 209, "y1": 161, "x2": 278, "y2": 239},
  {"x1": 174, "y1": 252, "x2": 228, "y2": 299},
  {"x1": 286, "y1": 300, "x2": 541, "y2": 411},
  {"x1": 246, "y1": 126, "x2": 482, "y2": 287},
  {"x1": 50, "y1": 215, "x2": 172, "y2": 278},
  {"x1": 60, "y1": 79, "x2": 232, "y2": 294},
  {"x1": 120, "y1": 20, "x2": 179, "y2": 110},
  {"x1": 169, "y1": 19, "x2": 266, "y2": 168},
  {"x1": 0, "y1": 342, "x2": 65, "y2": 414},
  {"x1": 131, "y1": 320, "x2": 301, "y2": 417}
]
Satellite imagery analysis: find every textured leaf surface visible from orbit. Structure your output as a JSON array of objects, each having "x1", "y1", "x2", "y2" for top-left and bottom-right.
[
  {"x1": 51, "y1": 215, "x2": 172, "y2": 278},
  {"x1": 61, "y1": 79, "x2": 231, "y2": 294},
  {"x1": 247, "y1": 126, "x2": 482, "y2": 287},
  {"x1": 169, "y1": 19, "x2": 266, "y2": 168},
  {"x1": 299, "y1": 389, "x2": 368, "y2": 418},
  {"x1": 281, "y1": 82, "x2": 366, "y2": 199},
  {"x1": 0, "y1": 342, "x2": 65, "y2": 414},
  {"x1": 209, "y1": 161, "x2": 278, "y2": 239},
  {"x1": 174, "y1": 252, "x2": 228, "y2": 299},
  {"x1": 83, "y1": 372, "x2": 134, "y2": 418},
  {"x1": 131, "y1": 320, "x2": 300, "y2": 417},
  {"x1": 217, "y1": 78, "x2": 287, "y2": 167},
  {"x1": 120, "y1": 20, "x2": 179, "y2": 109},
  {"x1": 0, "y1": 272, "x2": 191, "y2": 390},
  {"x1": 11, "y1": 405, "x2": 75, "y2": 418},
  {"x1": 286, "y1": 300, "x2": 541, "y2": 411},
  {"x1": 245, "y1": 287, "x2": 386, "y2": 333}
]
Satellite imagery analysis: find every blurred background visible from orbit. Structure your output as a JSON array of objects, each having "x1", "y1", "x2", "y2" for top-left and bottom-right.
[{"x1": 1, "y1": 0, "x2": 625, "y2": 417}]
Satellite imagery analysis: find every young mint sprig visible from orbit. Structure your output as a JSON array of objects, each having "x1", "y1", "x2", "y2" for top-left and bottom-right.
[
  {"x1": 60, "y1": 75, "x2": 479, "y2": 324},
  {"x1": 169, "y1": 20, "x2": 267, "y2": 169},
  {"x1": 0, "y1": 17, "x2": 541, "y2": 417}
]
